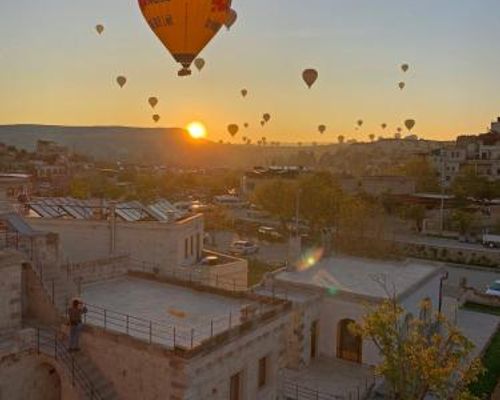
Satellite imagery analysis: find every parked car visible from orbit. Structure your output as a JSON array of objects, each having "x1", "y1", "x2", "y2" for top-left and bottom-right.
[
  {"x1": 257, "y1": 226, "x2": 283, "y2": 241},
  {"x1": 201, "y1": 256, "x2": 220, "y2": 266},
  {"x1": 486, "y1": 280, "x2": 500, "y2": 297},
  {"x1": 229, "y1": 240, "x2": 259, "y2": 256},
  {"x1": 482, "y1": 234, "x2": 500, "y2": 248}
]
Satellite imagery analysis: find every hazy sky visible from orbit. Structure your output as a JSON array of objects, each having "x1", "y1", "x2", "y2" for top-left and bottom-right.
[{"x1": 1, "y1": 0, "x2": 500, "y2": 142}]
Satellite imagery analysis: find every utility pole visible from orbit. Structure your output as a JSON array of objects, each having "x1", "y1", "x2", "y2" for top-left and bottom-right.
[{"x1": 440, "y1": 147, "x2": 445, "y2": 234}]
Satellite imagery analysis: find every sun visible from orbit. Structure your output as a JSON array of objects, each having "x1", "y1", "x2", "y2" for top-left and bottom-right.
[{"x1": 186, "y1": 121, "x2": 207, "y2": 140}]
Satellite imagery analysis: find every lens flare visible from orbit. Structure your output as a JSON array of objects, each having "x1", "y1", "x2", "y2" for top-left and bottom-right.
[{"x1": 296, "y1": 247, "x2": 325, "y2": 271}]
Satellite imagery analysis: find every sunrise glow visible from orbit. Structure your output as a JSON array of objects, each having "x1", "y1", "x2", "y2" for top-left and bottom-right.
[{"x1": 186, "y1": 122, "x2": 207, "y2": 140}]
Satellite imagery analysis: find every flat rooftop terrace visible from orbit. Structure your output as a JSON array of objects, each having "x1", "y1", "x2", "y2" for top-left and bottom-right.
[
  {"x1": 276, "y1": 255, "x2": 440, "y2": 300},
  {"x1": 81, "y1": 276, "x2": 264, "y2": 350}
]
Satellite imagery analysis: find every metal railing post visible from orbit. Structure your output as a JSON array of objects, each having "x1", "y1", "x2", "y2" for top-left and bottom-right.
[
  {"x1": 190, "y1": 329, "x2": 194, "y2": 349},
  {"x1": 36, "y1": 329, "x2": 40, "y2": 354},
  {"x1": 72, "y1": 357, "x2": 75, "y2": 386},
  {"x1": 51, "y1": 279, "x2": 55, "y2": 304},
  {"x1": 216, "y1": 273, "x2": 219, "y2": 288},
  {"x1": 126, "y1": 315, "x2": 129, "y2": 335},
  {"x1": 103, "y1": 309, "x2": 107, "y2": 329},
  {"x1": 149, "y1": 321, "x2": 152, "y2": 344},
  {"x1": 295, "y1": 383, "x2": 299, "y2": 399},
  {"x1": 210, "y1": 320, "x2": 214, "y2": 338},
  {"x1": 229, "y1": 312, "x2": 232, "y2": 329},
  {"x1": 173, "y1": 326, "x2": 176, "y2": 348},
  {"x1": 54, "y1": 333, "x2": 57, "y2": 360}
]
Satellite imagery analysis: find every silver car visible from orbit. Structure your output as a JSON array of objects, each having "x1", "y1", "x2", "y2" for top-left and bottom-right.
[{"x1": 229, "y1": 240, "x2": 259, "y2": 256}]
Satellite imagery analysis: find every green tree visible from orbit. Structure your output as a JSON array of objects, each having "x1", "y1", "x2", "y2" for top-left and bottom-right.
[
  {"x1": 252, "y1": 179, "x2": 296, "y2": 228},
  {"x1": 401, "y1": 204, "x2": 426, "y2": 232},
  {"x1": 452, "y1": 209, "x2": 477, "y2": 236},
  {"x1": 351, "y1": 290, "x2": 483, "y2": 400}
]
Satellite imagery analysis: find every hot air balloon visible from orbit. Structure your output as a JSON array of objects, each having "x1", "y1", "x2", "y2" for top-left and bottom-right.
[
  {"x1": 318, "y1": 125, "x2": 326, "y2": 134},
  {"x1": 148, "y1": 97, "x2": 158, "y2": 108},
  {"x1": 116, "y1": 76, "x2": 127, "y2": 88},
  {"x1": 357, "y1": 120, "x2": 363, "y2": 127},
  {"x1": 263, "y1": 113, "x2": 271, "y2": 123},
  {"x1": 194, "y1": 58, "x2": 205, "y2": 72},
  {"x1": 381, "y1": 123, "x2": 387, "y2": 130},
  {"x1": 95, "y1": 24, "x2": 105, "y2": 35},
  {"x1": 397, "y1": 127, "x2": 402, "y2": 133},
  {"x1": 405, "y1": 119, "x2": 416, "y2": 131},
  {"x1": 260, "y1": 121, "x2": 265, "y2": 127},
  {"x1": 241, "y1": 89, "x2": 248, "y2": 98},
  {"x1": 401, "y1": 64, "x2": 409, "y2": 73},
  {"x1": 302, "y1": 69, "x2": 318, "y2": 88},
  {"x1": 244, "y1": 123, "x2": 249, "y2": 128},
  {"x1": 153, "y1": 114, "x2": 160, "y2": 123},
  {"x1": 224, "y1": 9, "x2": 238, "y2": 30},
  {"x1": 138, "y1": 0, "x2": 231, "y2": 77},
  {"x1": 227, "y1": 124, "x2": 239, "y2": 137},
  {"x1": 398, "y1": 82, "x2": 406, "y2": 90}
]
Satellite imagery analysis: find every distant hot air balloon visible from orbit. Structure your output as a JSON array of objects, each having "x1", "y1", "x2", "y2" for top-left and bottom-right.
[
  {"x1": 398, "y1": 81, "x2": 406, "y2": 90},
  {"x1": 138, "y1": 0, "x2": 231, "y2": 77},
  {"x1": 405, "y1": 119, "x2": 416, "y2": 131},
  {"x1": 244, "y1": 123, "x2": 249, "y2": 128},
  {"x1": 153, "y1": 114, "x2": 160, "y2": 123},
  {"x1": 224, "y1": 9, "x2": 238, "y2": 30},
  {"x1": 302, "y1": 69, "x2": 318, "y2": 88},
  {"x1": 116, "y1": 76, "x2": 127, "y2": 88},
  {"x1": 241, "y1": 89, "x2": 248, "y2": 98},
  {"x1": 148, "y1": 97, "x2": 158, "y2": 109},
  {"x1": 194, "y1": 58, "x2": 205, "y2": 72},
  {"x1": 397, "y1": 127, "x2": 402, "y2": 133},
  {"x1": 381, "y1": 123, "x2": 387, "y2": 130},
  {"x1": 95, "y1": 24, "x2": 105, "y2": 35},
  {"x1": 263, "y1": 113, "x2": 271, "y2": 123},
  {"x1": 260, "y1": 120, "x2": 265, "y2": 127},
  {"x1": 401, "y1": 64, "x2": 409, "y2": 73},
  {"x1": 357, "y1": 120, "x2": 364, "y2": 127},
  {"x1": 318, "y1": 125, "x2": 326, "y2": 134},
  {"x1": 227, "y1": 124, "x2": 239, "y2": 137}
]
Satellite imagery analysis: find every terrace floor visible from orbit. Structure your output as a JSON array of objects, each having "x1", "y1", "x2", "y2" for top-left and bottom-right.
[{"x1": 81, "y1": 276, "x2": 259, "y2": 349}]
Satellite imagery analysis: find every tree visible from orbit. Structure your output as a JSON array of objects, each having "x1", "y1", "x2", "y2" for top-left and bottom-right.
[
  {"x1": 401, "y1": 204, "x2": 426, "y2": 232},
  {"x1": 350, "y1": 287, "x2": 483, "y2": 400},
  {"x1": 252, "y1": 179, "x2": 296, "y2": 228},
  {"x1": 452, "y1": 209, "x2": 477, "y2": 236},
  {"x1": 452, "y1": 167, "x2": 498, "y2": 203}
]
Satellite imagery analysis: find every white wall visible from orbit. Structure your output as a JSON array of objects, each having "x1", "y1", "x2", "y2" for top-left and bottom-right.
[{"x1": 27, "y1": 214, "x2": 204, "y2": 272}]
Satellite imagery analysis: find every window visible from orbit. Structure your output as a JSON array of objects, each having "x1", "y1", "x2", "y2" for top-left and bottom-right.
[
  {"x1": 310, "y1": 320, "x2": 319, "y2": 359},
  {"x1": 230, "y1": 372, "x2": 241, "y2": 400},
  {"x1": 190, "y1": 235, "x2": 194, "y2": 256},
  {"x1": 196, "y1": 233, "x2": 201, "y2": 259},
  {"x1": 184, "y1": 238, "x2": 189, "y2": 259},
  {"x1": 258, "y1": 356, "x2": 268, "y2": 389}
]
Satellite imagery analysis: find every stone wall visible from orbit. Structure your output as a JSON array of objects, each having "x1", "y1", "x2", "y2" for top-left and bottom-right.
[
  {"x1": 396, "y1": 241, "x2": 500, "y2": 268},
  {"x1": 80, "y1": 326, "x2": 189, "y2": 400},
  {"x1": 22, "y1": 265, "x2": 61, "y2": 326},
  {"x1": 0, "y1": 250, "x2": 24, "y2": 330},
  {"x1": 65, "y1": 255, "x2": 129, "y2": 289},
  {"x1": 0, "y1": 351, "x2": 78, "y2": 400}
]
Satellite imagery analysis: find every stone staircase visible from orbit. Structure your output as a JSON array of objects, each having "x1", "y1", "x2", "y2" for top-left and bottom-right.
[{"x1": 35, "y1": 327, "x2": 120, "y2": 400}]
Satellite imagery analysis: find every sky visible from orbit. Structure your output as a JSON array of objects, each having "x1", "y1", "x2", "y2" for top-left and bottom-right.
[{"x1": 1, "y1": 0, "x2": 500, "y2": 143}]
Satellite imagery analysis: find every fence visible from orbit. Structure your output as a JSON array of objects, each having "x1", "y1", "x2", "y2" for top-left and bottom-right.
[
  {"x1": 82, "y1": 298, "x2": 285, "y2": 351},
  {"x1": 281, "y1": 374, "x2": 377, "y2": 400}
]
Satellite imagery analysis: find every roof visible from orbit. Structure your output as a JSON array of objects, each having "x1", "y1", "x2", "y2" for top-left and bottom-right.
[
  {"x1": 28, "y1": 197, "x2": 184, "y2": 222},
  {"x1": 275, "y1": 255, "x2": 441, "y2": 300},
  {"x1": 0, "y1": 213, "x2": 43, "y2": 237}
]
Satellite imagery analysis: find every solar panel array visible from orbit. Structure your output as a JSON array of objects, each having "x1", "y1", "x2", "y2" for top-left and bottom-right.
[{"x1": 28, "y1": 198, "x2": 184, "y2": 222}]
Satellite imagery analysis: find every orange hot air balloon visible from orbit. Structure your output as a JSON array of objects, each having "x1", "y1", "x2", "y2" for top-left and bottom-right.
[
  {"x1": 116, "y1": 76, "x2": 127, "y2": 88},
  {"x1": 302, "y1": 69, "x2": 318, "y2": 88},
  {"x1": 138, "y1": 0, "x2": 231, "y2": 77},
  {"x1": 153, "y1": 114, "x2": 160, "y2": 123},
  {"x1": 148, "y1": 97, "x2": 158, "y2": 108}
]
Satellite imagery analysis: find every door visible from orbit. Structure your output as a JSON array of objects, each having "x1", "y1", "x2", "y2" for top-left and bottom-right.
[{"x1": 337, "y1": 319, "x2": 362, "y2": 363}]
